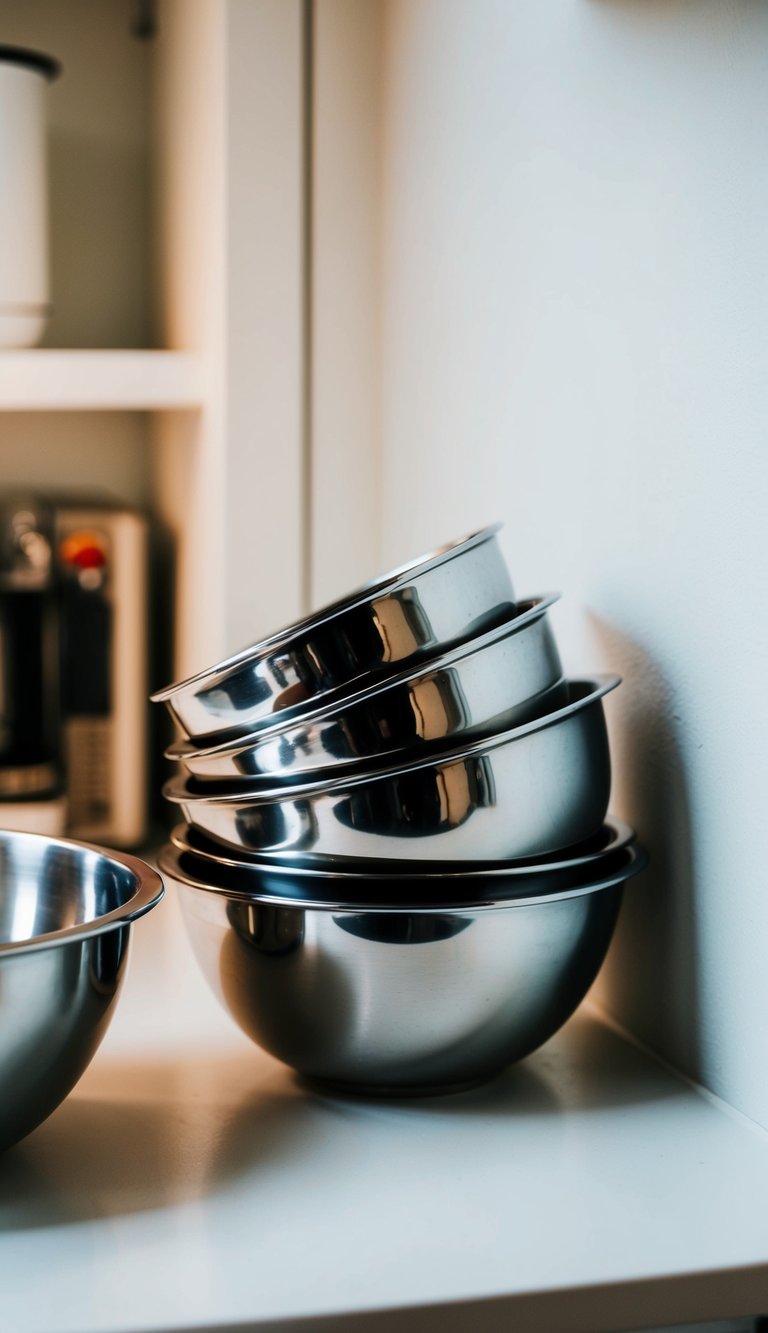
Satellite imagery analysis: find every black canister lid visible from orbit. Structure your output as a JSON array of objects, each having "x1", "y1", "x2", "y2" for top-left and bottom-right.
[{"x1": 0, "y1": 45, "x2": 60, "y2": 81}]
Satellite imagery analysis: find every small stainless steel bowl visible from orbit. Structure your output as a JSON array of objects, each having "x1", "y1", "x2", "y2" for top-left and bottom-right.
[
  {"x1": 152, "y1": 525, "x2": 515, "y2": 742},
  {"x1": 160, "y1": 840, "x2": 645, "y2": 1094},
  {"x1": 165, "y1": 816, "x2": 636, "y2": 903},
  {"x1": 166, "y1": 596, "x2": 564, "y2": 783},
  {"x1": 0, "y1": 830, "x2": 164, "y2": 1150},
  {"x1": 163, "y1": 677, "x2": 619, "y2": 863}
]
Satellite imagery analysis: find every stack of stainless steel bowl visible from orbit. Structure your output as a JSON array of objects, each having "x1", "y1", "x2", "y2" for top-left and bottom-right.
[{"x1": 154, "y1": 525, "x2": 645, "y2": 1095}]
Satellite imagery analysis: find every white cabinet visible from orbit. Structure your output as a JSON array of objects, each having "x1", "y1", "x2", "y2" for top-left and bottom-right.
[
  {"x1": 0, "y1": 0, "x2": 385, "y2": 678},
  {"x1": 0, "y1": 0, "x2": 308, "y2": 684}
]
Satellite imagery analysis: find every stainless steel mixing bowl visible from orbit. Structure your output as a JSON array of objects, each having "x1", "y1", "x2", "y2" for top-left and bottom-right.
[
  {"x1": 163, "y1": 677, "x2": 619, "y2": 862},
  {"x1": 166, "y1": 596, "x2": 564, "y2": 782},
  {"x1": 161, "y1": 841, "x2": 645, "y2": 1094},
  {"x1": 0, "y1": 830, "x2": 164, "y2": 1150},
  {"x1": 152, "y1": 525, "x2": 515, "y2": 741},
  {"x1": 165, "y1": 815, "x2": 636, "y2": 904}
]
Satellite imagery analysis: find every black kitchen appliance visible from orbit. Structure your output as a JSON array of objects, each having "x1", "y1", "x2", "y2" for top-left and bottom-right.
[{"x1": 0, "y1": 492, "x2": 148, "y2": 847}]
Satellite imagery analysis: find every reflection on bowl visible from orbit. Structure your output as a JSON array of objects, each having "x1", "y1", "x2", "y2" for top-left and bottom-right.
[
  {"x1": 166, "y1": 596, "x2": 564, "y2": 782},
  {"x1": 164, "y1": 678, "x2": 619, "y2": 863},
  {"x1": 0, "y1": 830, "x2": 163, "y2": 1150},
  {"x1": 163, "y1": 841, "x2": 645, "y2": 1095},
  {"x1": 152, "y1": 525, "x2": 515, "y2": 740}
]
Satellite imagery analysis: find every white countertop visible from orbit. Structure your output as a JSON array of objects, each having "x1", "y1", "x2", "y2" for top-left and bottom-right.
[{"x1": 2, "y1": 890, "x2": 768, "y2": 1333}]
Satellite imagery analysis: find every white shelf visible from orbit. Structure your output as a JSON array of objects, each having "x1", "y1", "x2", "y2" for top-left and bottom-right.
[
  {"x1": 0, "y1": 350, "x2": 206, "y2": 411},
  {"x1": 2, "y1": 889, "x2": 768, "y2": 1333}
]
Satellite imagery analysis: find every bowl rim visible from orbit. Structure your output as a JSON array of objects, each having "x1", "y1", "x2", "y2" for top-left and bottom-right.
[
  {"x1": 151, "y1": 523, "x2": 505, "y2": 703},
  {"x1": 169, "y1": 815, "x2": 635, "y2": 880},
  {"x1": 165, "y1": 593, "x2": 562, "y2": 758},
  {"x1": 0, "y1": 831, "x2": 164, "y2": 957},
  {"x1": 162, "y1": 674, "x2": 620, "y2": 806},
  {"x1": 159, "y1": 841, "x2": 647, "y2": 913}
]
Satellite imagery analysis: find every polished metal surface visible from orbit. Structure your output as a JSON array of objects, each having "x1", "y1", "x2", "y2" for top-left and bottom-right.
[
  {"x1": 152, "y1": 525, "x2": 516, "y2": 741},
  {"x1": 0, "y1": 830, "x2": 164, "y2": 1149},
  {"x1": 166, "y1": 596, "x2": 564, "y2": 782},
  {"x1": 168, "y1": 846, "x2": 644, "y2": 1094},
  {"x1": 164, "y1": 816, "x2": 636, "y2": 907},
  {"x1": 163, "y1": 677, "x2": 619, "y2": 863}
]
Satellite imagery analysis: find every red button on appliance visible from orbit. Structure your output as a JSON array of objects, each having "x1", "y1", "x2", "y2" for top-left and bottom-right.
[{"x1": 60, "y1": 530, "x2": 108, "y2": 571}]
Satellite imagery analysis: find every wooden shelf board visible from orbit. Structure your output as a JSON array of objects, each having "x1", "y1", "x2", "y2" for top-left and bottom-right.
[{"x1": 0, "y1": 350, "x2": 206, "y2": 410}]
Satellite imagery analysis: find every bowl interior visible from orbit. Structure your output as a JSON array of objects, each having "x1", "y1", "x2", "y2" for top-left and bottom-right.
[{"x1": 0, "y1": 832, "x2": 152, "y2": 948}]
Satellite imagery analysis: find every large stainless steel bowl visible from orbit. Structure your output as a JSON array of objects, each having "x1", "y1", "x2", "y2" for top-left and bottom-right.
[
  {"x1": 0, "y1": 830, "x2": 164, "y2": 1150},
  {"x1": 152, "y1": 525, "x2": 515, "y2": 741},
  {"x1": 165, "y1": 815, "x2": 636, "y2": 904},
  {"x1": 161, "y1": 841, "x2": 645, "y2": 1094},
  {"x1": 166, "y1": 596, "x2": 564, "y2": 783},
  {"x1": 163, "y1": 677, "x2": 619, "y2": 863}
]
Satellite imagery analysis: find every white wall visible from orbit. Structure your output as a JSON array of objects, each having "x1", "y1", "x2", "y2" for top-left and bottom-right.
[
  {"x1": 377, "y1": 0, "x2": 768, "y2": 1125},
  {"x1": 311, "y1": 0, "x2": 383, "y2": 608}
]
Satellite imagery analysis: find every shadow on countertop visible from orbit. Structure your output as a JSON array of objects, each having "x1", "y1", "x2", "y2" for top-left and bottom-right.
[{"x1": 0, "y1": 1006, "x2": 686, "y2": 1233}]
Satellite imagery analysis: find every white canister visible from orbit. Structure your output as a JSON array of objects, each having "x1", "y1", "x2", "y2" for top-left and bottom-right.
[{"x1": 0, "y1": 46, "x2": 60, "y2": 348}]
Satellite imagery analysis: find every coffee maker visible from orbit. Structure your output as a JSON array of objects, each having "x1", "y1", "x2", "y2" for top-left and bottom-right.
[
  {"x1": 0, "y1": 496, "x2": 63, "y2": 832},
  {"x1": 0, "y1": 493, "x2": 148, "y2": 847}
]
